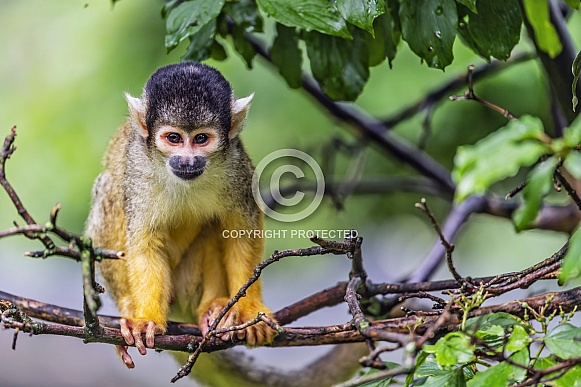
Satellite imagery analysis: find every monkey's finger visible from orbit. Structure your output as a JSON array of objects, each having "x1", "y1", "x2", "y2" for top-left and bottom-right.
[
  {"x1": 132, "y1": 329, "x2": 147, "y2": 356},
  {"x1": 238, "y1": 327, "x2": 249, "y2": 343},
  {"x1": 202, "y1": 311, "x2": 219, "y2": 339},
  {"x1": 219, "y1": 312, "x2": 237, "y2": 342},
  {"x1": 120, "y1": 318, "x2": 135, "y2": 345},
  {"x1": 116, "y1": 345, "x2": 135, "y2": 369},
  {"x1": 200, "y1": 314, "x2": 210, "y2": 337},
  {"x1": 145, "y1": 321, "x2": 157, "y2": 348}
]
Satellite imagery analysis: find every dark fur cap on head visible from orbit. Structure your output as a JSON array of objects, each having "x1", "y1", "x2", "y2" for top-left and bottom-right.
[{"x1": 144, "y1": 62, "x2": 233, "y2": 134}]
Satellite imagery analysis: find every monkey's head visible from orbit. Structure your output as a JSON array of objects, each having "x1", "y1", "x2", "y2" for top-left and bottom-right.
[{"x1": 125, "y1": 62, "x2": 252, "y2": 181}]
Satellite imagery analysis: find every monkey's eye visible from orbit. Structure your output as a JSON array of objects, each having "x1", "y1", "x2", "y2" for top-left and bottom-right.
[
  {"x1": 193, "y1": 133, "x2": 209, "y2": 145},
  {"x1": 166, "y1": 133, "x2": 182, "y2": 144}
]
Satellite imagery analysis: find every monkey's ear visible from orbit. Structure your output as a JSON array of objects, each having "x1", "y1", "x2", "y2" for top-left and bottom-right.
[
  {"x1": 229, "y1": 93, "x2": 254, "y2": 139},
  {"x1": 125, "y1": 92, "x2": 148, "y2": 138}
]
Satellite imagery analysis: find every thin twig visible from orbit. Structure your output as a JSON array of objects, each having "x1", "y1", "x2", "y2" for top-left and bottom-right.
[
  {"x1": 506, "y1": 181, "x2": 528, "y2": 199},
  {"x1": 415, "y1": 198, "x2": 469, "y2": 286},
  {"x1": 0, "y1": 127, "x2": 55, "y2": 250},
  {"x1": 406, "y1": 195, "x2": 486, "y2": 283},
  {"x1": 554, "y1": 168, "x2": 581, "y2": 211},
  {"x1": 450, "y1": 65, "x2": 516, "y2": 119},
  {"x1": 382, "y1": 53, "x2": 533, "y2": 127}
]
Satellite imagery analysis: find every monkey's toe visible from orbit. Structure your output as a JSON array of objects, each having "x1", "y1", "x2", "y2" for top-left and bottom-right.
[
  {"x1": 199, "y1": 300, "x2": 277, "y2": 346},
  {"x1": 120, "y1": 318, "x2": 165, "y2": 355},
  {"x1": 116, "y1": 345, "x2": 135, "y2": 369}
]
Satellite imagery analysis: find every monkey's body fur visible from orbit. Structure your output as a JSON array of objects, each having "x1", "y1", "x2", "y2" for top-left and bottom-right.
[{"x1": 85, "y1": 63, "x2": 274, "y2": 368}]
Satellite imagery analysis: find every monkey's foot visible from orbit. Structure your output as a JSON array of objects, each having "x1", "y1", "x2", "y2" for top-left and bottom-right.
[
  {"x1": 116, "y1": 345, "x2": 135, "y2": 369},
  {"x1": 199, "y1": 299, "x2": 277, "y2": 346},
  {"x1": 120, "y1": 318, "x2": 165, "y2": 356}
]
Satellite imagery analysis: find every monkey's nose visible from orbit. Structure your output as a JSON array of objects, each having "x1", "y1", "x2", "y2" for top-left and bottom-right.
[{"x1": 169, "y1": 155, "x2": 206, "y2": 180}]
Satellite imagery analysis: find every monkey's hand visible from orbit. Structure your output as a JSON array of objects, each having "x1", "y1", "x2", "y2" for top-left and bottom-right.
[
  {"x1": 119, "y1": 318, "x2": 165, "y2": 367},
  {"x1": 199, "y1": 298, "x2": 277, "y2": 346}
]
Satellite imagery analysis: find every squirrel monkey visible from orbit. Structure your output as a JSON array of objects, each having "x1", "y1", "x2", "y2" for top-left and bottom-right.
[{"x1": 85, "y1": 62, "x2": 275, "y2": 368}]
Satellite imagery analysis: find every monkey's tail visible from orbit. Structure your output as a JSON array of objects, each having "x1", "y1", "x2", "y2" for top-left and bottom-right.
[{"x1": 174, "y1": 342, "x2": 368, "y2": 387}]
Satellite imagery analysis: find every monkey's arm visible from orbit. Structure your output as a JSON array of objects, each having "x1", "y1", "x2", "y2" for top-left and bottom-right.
[{"x1": 122, "y1": 230, "x2": 171, "y2": 353}]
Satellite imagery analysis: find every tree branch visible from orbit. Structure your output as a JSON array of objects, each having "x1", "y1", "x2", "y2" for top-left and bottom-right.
[{"x1": 243, "y1": 32, "x2": 455, "y2": 194}]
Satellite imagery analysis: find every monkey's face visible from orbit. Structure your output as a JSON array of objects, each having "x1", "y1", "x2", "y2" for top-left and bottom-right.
[{"x1": 154, "y1": 126, "x2": 221, "y2": 181}]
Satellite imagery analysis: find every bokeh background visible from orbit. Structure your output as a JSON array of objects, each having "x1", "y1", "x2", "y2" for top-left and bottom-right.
[{"x1": 0, "y1": 1, "x2": 579, "y2": 386}]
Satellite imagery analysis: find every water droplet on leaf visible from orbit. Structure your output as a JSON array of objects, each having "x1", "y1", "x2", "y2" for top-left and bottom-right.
[{"x1": 436, "y1": 6, "x2": 443, "y2": 15}]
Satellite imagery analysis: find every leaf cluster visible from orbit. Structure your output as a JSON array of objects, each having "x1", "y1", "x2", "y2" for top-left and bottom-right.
[
  {"x1": 451, "y1": 110, "x2": 581, "y2": 286},
  {"x1": 362, "y1": 313, "x2": 581, "y2": 386},
  {"x1": 160, "y1": 0, "x2": 575, "y2": 101}
]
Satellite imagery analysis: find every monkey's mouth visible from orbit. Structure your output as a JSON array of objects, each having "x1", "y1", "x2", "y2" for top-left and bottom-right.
[{"x1": 171, "y1": 167, "x2": 205, "y2": 180}]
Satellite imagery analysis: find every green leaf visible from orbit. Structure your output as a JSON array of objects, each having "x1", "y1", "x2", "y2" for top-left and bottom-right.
[
  {"x1": 545, "y1": 323, "x2": 581, "y2": 358},
  {"x1": 358, "y1": 362, "x2": 400, "y2": 386},
  {"x1": 421, "y1": 368, "x2": 467, "y2": 387},
  {"x1": 473, "y1": 325, "x2": 505, "y2": 349},
  {"x1": 457, "y1": 0, "x2": 478, "y2": 13},
  {"x1": 405, "y1": 350, "x2": 429, "y2": 387},
  {"x1": 304, "y1": 29, "x2": 369, "y2": 101},
  {"x1": 572, "y1": 50, "x2": 581, "y2": 112},
  {"x1": 165, "y1": 0, "x2": 225, "y2": 51},
  {"x1": 231, "y1": 23, "x2": 256, "y2": 68},
  {"x1": 565, "y1": 0, "x2": 581, "y2": 9},
  {"x1": 271, "y1": 24, "x2": 303, "y2": 89},
  {"x1": 415, "y1": 357, "x2": 444, "y2": 375},
  {"x1": 399, "y1": 0, "x2": 457, "y2": 70},
  {"x1": 534, "y1": 357, "x2": 581, "y2": 387},
  {"x1": 365, "y1": 2, "x2": 399, "y2": 67},
  {"x1": 564, "y1": 152, "x2": 581, "y2": 180},
  {"x1": 468, "y1": 316, "x2": 531, "y2": 352},
  {"x1": 256, "y1": 0, "x2": 351, "y2": 38},
  {"x1": 564, "y1": 113, "x2": 581, "y2": 147},
  {"x1": 513, "y1": 156, "x2": 558, "y2": 231},
  {"x1": 335, "y1": 0, "x2": 385, "y2": 36},
  {"x1": 458, "y1": 0, "x2": 522, "y2": 61},
  {"x1": 413, "y1": 358, "x2": 473, "y2": 386},
  {"x1": 432, "y1": 332, "x2": 475, "y2": 367},
  {"x1": 180, "y1": 20, "x2": 216, "y2": 62},
  {"x1": 161, "y1": 0, "x2": 182, "y2": 18},
  {"x1": 505, "y1": 324, "x2": 532, "y2": 352},
  {"x1": 223, "y1": 0, "x2": 263, "y2": 32},
  {"x1": 210, "y1": 40, "x2": 227, "y2": 61},
  {"x1": 559, "y1": 227, "x2": 581, "y2": 284},
  {"x1": 522, "y1": 0, "x2": 562, "y2": 58},
  {"x1": 453, "y1": 115, "x2": 548, "y2": 203},
  {"x1": 467, "y1": 348, "x2": 529, "y2": 387},
  {"x1": 465, "y1": 312, "x2": 524, "y2": 333}
]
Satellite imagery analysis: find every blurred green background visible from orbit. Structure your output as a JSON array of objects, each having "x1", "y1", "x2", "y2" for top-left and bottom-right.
[{"x1": 0, "y1": 1, "x2": 577, "y2": 386}]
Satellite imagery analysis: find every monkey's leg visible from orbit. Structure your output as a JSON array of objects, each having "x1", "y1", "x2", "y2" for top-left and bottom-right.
[
  {"x1": 169, "y1": 225, "x2": 225, "y2": 325},
  {"x1": 198, "y1": 219, "x2": 276, "y2": 346}
]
